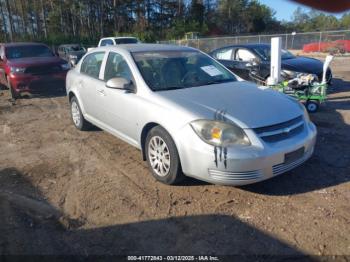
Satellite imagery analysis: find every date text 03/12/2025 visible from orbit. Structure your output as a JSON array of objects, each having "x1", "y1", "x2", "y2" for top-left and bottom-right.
[{"x1": 127, "y1": 256, "x2": 220, "y2": 261}]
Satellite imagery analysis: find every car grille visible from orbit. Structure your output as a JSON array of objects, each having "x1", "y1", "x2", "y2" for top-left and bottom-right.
[
  {"x1": 253, "y1": 115, "x2": 304, "y2": 143},
  {"x1": 25, "y1": 65, "x2": 62, "y2": 75},
  {"x1": 208, "y1": 169, "x2": 262, "y2": 181},
  {"x1": 272, "y1": 154, "x2": 308, "y2": 175}
]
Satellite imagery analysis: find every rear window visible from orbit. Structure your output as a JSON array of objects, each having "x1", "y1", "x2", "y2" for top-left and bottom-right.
[
  {"x1": 5, "y1": 45, "x2": 54, "y2": 59},
  {"x1": 66, "y1": 45, "x2": 85, "y2": 52},
  {"x1": 114, "y1": 38, "x2": 138, "y2": 44}
]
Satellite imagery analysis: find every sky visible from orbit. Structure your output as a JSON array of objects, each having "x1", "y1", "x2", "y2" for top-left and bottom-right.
[{"x1": 258, "y1": 0, "x2": 346, "y2": 21}]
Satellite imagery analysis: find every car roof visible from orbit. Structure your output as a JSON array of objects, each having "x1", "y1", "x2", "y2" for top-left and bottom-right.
[
  {"x1": 94, "y1": 43, "x2": 195, "y2": 53},
  {"x1": 214, "y1": 43, "x2": 270, "y2": 51},
  {"x1": 2, "y1": 42, "x2": 49, "y2": 47},
  {"x1": 101, "y1": 37, "x2": 138, "y2": 40}
]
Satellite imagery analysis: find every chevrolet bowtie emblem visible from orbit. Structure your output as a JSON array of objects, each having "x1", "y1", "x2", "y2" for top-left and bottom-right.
[{"x1": 283, "y1": 127, "x2": 291, "y2": 133}]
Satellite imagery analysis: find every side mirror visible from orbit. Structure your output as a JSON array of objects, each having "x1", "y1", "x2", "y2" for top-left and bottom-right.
[
  {"x1": 106, "y1": 77, "x2": 134, "y2": 91},
  {"x1": 70, "y1": 59, "x2": 77, "y2": 67},
  {"x1": 246, "y1": 58, "x2": 260, "y2": 67}
]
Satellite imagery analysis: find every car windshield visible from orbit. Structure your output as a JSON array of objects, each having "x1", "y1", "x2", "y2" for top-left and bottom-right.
[
  {"x1": 253, "y1": 45, "x2": 295, "y2": 61},
  {"x1": 132, "y1": 50, "x2": 237, "y2": 91},
  {"x1": 115, "y1": 38, "x2": 138, "y2": 44},
  {"x1": 66, "y1": 45, "x2": 85, "y2": 52},
  {"x1": 6, "y1": 45, "x2": 54, "y2": 59}
]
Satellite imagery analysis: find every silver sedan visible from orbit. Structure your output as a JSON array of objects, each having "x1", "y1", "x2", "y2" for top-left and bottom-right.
[{"x1": 66, "y1": 44, "x2": 317, "y2": 185}]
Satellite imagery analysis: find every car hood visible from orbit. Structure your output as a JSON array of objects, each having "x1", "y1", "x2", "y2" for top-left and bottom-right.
[
  {"x1": 7, "y1": 56, "x2": 66, "y2": 67},
  {"x1": 156, "y1": 81, "x2": 302, "y2": 129},
  {"x1": 281, "y1": 56, "x2": 323, "y2": 74}
]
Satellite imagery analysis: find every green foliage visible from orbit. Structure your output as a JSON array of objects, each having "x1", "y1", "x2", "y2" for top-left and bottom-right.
[
  {"x1": 0, "y1": 0, "x2": 348, "y2": 45},
  {"x1": 288, "y1": 8, "x2": 343, "y2": 32}
]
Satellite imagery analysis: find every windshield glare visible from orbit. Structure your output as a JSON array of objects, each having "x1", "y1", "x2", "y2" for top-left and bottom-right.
[
  {"x1": 253, "y1": 46, "x2": 295, "y2": 61},
  {"x1": 132, "y1": 51, "x2": 236, "y2": 91},
  {"x1": 6, "y1": 45, "x2": 54, "y2": 59}
]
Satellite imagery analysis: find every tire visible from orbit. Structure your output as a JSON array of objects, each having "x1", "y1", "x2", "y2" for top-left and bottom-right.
[
  {"x1": 7, "y1": 76, "x2": 19, "y2": 99},
  {"x1": 70, "y1": 96, "x2": 91, "y2": 131},
  {"x1": 306, "y1": 100, "x2": 319, "y2": 113},
  {"x1": 145, "y1": 126, "x2": 184, "y2": 185}
]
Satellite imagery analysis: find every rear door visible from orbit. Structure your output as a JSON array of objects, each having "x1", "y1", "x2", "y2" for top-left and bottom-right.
[{"x1": 78, "y1": 51, "x2": 106, "y2": 120}]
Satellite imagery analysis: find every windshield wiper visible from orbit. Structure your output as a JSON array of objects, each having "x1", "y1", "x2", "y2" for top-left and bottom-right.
[
  {"x1": 156, "y1": 86, "x2": 188, "y2": 91},
  {"x1": 202, "y1": 79, "x2": 234, "y2": 86}
]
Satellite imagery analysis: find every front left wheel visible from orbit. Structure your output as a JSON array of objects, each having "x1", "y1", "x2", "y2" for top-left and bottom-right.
[{"x1": 145, "y1": 126, "x2": 184, "y2": 185}]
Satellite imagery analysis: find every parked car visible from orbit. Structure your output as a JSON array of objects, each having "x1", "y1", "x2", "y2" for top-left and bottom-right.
[
  {"x1": 210, "y1": 43, "x2": 332, "y2": 84},
  {"x1": 57, "y1": 44, "x2": 86, "y2": 66},
  {"x1": 98, "y1": 37, "x2": 140, "y2": 47},
  {"x1": 0, "y1": 42, "x2": 70, "y2": 99},
  {"x1": 66, "y1": 44, "x2": 317, "y2": 186}
]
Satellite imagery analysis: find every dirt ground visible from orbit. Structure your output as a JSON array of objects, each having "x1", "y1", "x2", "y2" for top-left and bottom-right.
[{"x1": 0, "y1": 56, "x2": 349, "y2": 258}]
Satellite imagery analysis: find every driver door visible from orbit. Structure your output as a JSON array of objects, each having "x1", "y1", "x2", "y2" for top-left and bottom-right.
[
  {"x1": 233, "y1": 48, "x2": 257, "y2": 80},
  {"x1": 98, "y1": 51, "x2": 139, "y2": 144}
]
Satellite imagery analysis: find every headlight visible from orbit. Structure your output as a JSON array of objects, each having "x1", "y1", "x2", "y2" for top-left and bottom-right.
[
  {"x1": 190, "y1": 120, "x2": 251, "y2": 147},
  {"x1": 69, "y1": 55, "x2": 78, "y2": 59},
  {"x1": 61, "y1": 63, "x2": 71, "y2": 70},
  {"x1": 10, "y1": 67, "x2": 26, "y2": 73}
]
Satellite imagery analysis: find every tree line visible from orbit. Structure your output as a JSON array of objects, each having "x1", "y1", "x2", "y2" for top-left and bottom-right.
[{"x1": 0, "y1": 0, "x2": 349, "y2": 46}]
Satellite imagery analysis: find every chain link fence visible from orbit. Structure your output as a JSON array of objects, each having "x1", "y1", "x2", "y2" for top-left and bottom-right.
[{"x1": 159, "y1": 30, "x2": 350, "y2": 53}]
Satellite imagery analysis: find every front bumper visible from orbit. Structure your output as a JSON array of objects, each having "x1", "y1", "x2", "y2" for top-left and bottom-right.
[
  {"x1": 9, "y1": 71, "x2": 68, "y2": 94},
  {"x1": 176, "y1": 121, "x2": 317, "y2": 186}
]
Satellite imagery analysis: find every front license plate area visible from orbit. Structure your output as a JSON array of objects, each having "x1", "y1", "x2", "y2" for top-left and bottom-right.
[{"x1": 284, "y1": 147, "x2": 304, "y2": 164}]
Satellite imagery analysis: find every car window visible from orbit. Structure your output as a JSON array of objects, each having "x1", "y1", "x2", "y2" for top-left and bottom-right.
[
  {"x1": 214, "y1": 48, "x2": 233, "y2": 60},
  {"x1": 253, "y1": 46, "x2": 295, "y2": 61},
  {"x1": 104, "y1": 52, "x2": 133, "y2": 81},
  {"x1": 67, "y1": 45, "x2": 85, "y2": 51},
  {"x1": 100, "y1": 39, "x2": 114, "y2": 46},
  {"x1": 235, "y1": 49, "x2": 256, "y2": 62},
  {"x1": 114, "y1": 38, "x2": 138, "y2": 44},
  {"x1": 80, "y1": 52, "x2": 105, "y2": 79},
  {"x1": 5, "y1": 45, "x2": 54, "y2": 59},
  {"x1": 132, "y1": 50, "x2": 236, "y2": 91}
]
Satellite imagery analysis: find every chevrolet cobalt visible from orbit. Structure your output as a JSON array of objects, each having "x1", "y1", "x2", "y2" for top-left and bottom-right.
[{"x1": 66, "y1": 44, "x2": 317, "y2": 185}]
